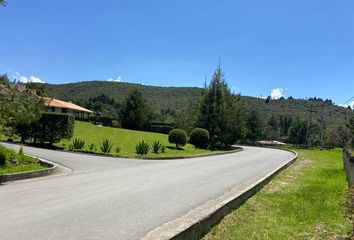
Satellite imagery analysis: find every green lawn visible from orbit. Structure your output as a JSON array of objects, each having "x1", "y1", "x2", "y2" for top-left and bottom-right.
[
  {"x1": 56, "y1": 121, "x2": 235, "y2": 158},
  {"x1": 203, "y1": 149, "x2": 352, "y2": 240},
  {"x1": 0, "y1": 146, "x2": 46, "y2": 175}
]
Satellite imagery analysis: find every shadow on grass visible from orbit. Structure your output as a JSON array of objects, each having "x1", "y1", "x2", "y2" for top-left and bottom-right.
[{"x1": 166, "y1": 146, "x2": 185, "y2": 151}]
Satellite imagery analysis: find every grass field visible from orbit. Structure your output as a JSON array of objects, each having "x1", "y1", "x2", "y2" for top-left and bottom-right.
[
  {"x1": 203, "y1": 149, "x2": 352, "y2": 240},
  {"x1": 56, "y1": 121, "x2": 233, "y2": 158},
  {"x1": 0, "y1": 145, "x2": 46, "y2": 175}
]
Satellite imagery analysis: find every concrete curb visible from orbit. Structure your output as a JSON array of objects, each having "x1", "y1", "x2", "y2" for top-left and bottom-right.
[
  {"x1": 0, "y1": 156, "x2": 67, "y2": 184},
  {"x1": 142, "y1": 149, "x2": 298, "y2": 240}
]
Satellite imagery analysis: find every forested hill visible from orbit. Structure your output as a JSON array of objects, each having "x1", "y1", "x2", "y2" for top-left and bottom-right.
[
  {"x1": 45, "y1": 81, "x2": 352, "y2": 128},
  {"x1": 46, "y1": 81, "x2": 202, "y2": 112}
]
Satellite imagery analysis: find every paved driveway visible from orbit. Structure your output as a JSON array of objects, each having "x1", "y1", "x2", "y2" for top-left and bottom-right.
[{"x1": 0, "y1": 143, "x2": 295, "y2": 240}]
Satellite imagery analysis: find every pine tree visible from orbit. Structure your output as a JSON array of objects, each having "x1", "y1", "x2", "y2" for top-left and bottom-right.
[
  {"x1": 246, "y1": 110, "x2": 263, "y2": 144},
  {"x1": 198, "y1": 67, "x2": 245, "y2": 148},
  {"x1": 119, "y1": 89, "x2": 153, "y2": 130}
]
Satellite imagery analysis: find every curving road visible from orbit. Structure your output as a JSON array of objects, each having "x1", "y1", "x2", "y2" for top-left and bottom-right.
[{"x1": 0, "y1": 143, "x2": 295, "y2": 240}]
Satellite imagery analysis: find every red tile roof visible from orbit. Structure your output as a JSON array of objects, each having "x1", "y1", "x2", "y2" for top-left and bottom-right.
[{"x1": 43, "y1": 97, "x2": 92, "y2": 113}]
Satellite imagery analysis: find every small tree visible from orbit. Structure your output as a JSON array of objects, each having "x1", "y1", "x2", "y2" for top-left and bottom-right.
[
  {"x1": 119, "y1": 89, "x2": 153, "y2": 130},
  {"x1": 168, "y1": 129, "x2": 187, "y2": 148},
  {"x1": 246, "y1": 110, "x2": 264, "y2": 144},
  {"x1": 189, "y1": 128, "x2": 209, "y2": 149}
]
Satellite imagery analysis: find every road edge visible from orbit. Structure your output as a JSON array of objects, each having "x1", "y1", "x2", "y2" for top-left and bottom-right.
[
  {"x1": 0, "y1": 156, "x2": 71, "y2": 184},
  {"x1": 142, "y1": 149, "x2": 298, "y2": 240}
]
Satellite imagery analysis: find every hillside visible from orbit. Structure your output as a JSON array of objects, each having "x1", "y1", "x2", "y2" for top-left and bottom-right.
[{"x1": 46, "y1": 81, "x2": 353, "y2": 129}]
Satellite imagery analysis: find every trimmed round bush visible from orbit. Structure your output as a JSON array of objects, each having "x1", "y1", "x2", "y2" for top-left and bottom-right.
[
  {"x1": 168, "y1": 129, "x2": 187, "y2": 148},
  {"x1": 189, "y1": 128, "x2": 210, "y2": 149}
]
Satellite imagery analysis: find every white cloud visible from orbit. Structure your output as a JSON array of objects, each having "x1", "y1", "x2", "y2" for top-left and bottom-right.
[
  {"x1": 270, "y1": 88, "x2": 285, "y2": 99},
  {"x1": 14, "y1": 72, "x2": 45, "y2": 83},
  {"x1": 341, "y1": 101, "x2": 354, "y2": 109},
  {"x1": 107, "y1": 76, "x2": 123, "y2": 82}
]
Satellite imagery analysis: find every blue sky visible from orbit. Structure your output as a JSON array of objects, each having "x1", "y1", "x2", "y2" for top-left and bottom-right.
[{"x1": 1, "y1": 0, "x2": 353, "y2": 106}]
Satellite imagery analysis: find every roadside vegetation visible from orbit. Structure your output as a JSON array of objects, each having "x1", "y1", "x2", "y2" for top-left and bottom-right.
[
  {"x1": 56, "y1": 121, "x2": 234, "y2": 158},
  {"x1": 203, "y1": 148, "x2": 352, "y2": 240},
  {"x1": 0, "y1": 145, "x2": 45, "y2": 174}
]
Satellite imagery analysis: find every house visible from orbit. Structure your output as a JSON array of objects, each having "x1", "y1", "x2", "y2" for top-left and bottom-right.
[{"x1": 43, "y1": 97, "x2": 93, "y2": 118}]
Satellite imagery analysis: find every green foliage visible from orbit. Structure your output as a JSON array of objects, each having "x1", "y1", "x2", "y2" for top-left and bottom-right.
[
  {"x1": 115, "y1": 146, "x2": 121, "y2": 154},
  {"x1": 150, "y1": 123, "x2": 174, "y2": 134},
  {"x1": 18, "y1": 145, "x2": 25, "y2": 161},
  {"x1": 189, "y1": 128, "x2": 210, "y2": 149},
  {"x1": 100, "y1": 139, "x2": 113, "y2": 153},
  {"x1": 69, "y1": 138, "x2": 85, "y2": 150},
  {"x1": 287, "y1": 118, "x2": 321, "y2": 147},
  {"x1": 0, "y1": 81, "x2": 44, "y2": 141},
  {"x1": 347, "y1": 115, "x2": 354, "y2": 148},
  {"x1": 198, "y1": 67, "x2": 246, "y2": 148},
  {"x1": 0, "y1": 146, "x2": 8, "y2": 167},
  {"x1": 119, "y1": 88, "x2": 153, "y2": 130},
  {"x1": 136, "y1": 140, "x2": 150, "y2": 155},
  {"x1": 266, "y1": 115, "x2": 280, "y2": 140},
  {"x1": 32, "y1": 113, "x2": 75, "y2": 145},
  {"x1": 85, "y1": 94, "x2": 120, "y2": 118},
  {"x1": 44, "y1": 80, "x2": 350, "y2": 137},
  {"x1": 174, "y1": 101, "x2": 199, "y2": 134},
  {"x1": 151, "y1": 140, "x2": 164, "y2": 154},
  {"x1": 168, "y1": 129, "x2": 187, "y2": 148},
  {"x1": 160, "y1": 145, "x2": 166, "y2": 153},
  {"x1": 88, "y1": 143, "x2": 96, "y2": 151},
  {"x1": 0, "y1": 145, "x2": 46, "y2": 174},
  {"x1": 245, "y1": 110, "x2": 264, "y2": 144}
]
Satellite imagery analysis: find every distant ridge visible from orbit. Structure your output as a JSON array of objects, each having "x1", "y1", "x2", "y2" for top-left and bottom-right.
[{"x1": 45, "y1": 80, "x2": 352, "y2": 128}]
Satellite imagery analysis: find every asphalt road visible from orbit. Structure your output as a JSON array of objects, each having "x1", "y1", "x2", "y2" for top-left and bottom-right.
[{"x1": 0, "y1": 143, "x2": 295, "y2": 240}]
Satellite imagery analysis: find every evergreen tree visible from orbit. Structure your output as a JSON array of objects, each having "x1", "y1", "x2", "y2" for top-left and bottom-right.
[
  {"x1": 198, "y1": 67, "x2": 245, "y2": 148},
  {"x1": 267, "y1": 115, "x2": 280, "y2": 140},
  {"x1": 119, "y1": 89, "x2": 153, "y2": 130},
  {"x1": 245, "y1": 110, "x2": 263, "y2": 144}
]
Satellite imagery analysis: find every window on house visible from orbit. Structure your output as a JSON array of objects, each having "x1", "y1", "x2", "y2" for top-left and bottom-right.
[
  {"x1": 51, "y1": 107, "x2": 55, "y2": 112},
  {"x1": 62, "y1": 108, "x2": 67, "y2": 113}
]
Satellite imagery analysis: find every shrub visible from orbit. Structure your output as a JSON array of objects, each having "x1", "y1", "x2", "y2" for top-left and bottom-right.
[
  {"x1": 189, "y1": 128, "x2": 210, "y2": 149},
  {"x1": 32, "y1": 112, "x2": 75, "y2": 145},
  {"x1": 69, "y1": 138, "x2": 85, "y2": 150},
  {"x1": 161, "y1": 145, "x2": 166, "y2": 153},
  {"x1": 168, "y1": 129, "x2": 187, "y2": 148},
  {"x1": 19, "y1": 145, "x2": 25, "y2": 161},
  {"x1": 100, "y1": 139, "x2": 113, "y2": 153},
  {"x1": 151, "y1": 140, "x2": 163, "y2": 154},
  {"x1": 115, "y1": 146, "x2": 121, "y2": 154},
  {"x1": 0, "y1": 147, "x2": 8, "y2": 167},
  {"x1": 136, "y1": 141, "x2": 150, "y2": 155},
  {"x1": 88, "y1": 143, "x2": 96, "y2": 151}
]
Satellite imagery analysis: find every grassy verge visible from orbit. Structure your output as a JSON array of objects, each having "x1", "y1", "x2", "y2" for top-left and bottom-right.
[
  {"x1": 0, "y1": 145, "x2": 46, "y2": 175},
  {"x1": 55, "y1": 121, "x2": 236, "y2": 158},
  {"x1": 203, "y1": 149, "x2": 352, "y2": 240}
]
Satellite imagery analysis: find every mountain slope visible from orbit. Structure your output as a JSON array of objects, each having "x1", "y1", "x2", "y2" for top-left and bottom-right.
[{"x1": 46, "y1": 81, "x2": 353, "y2": 128}]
